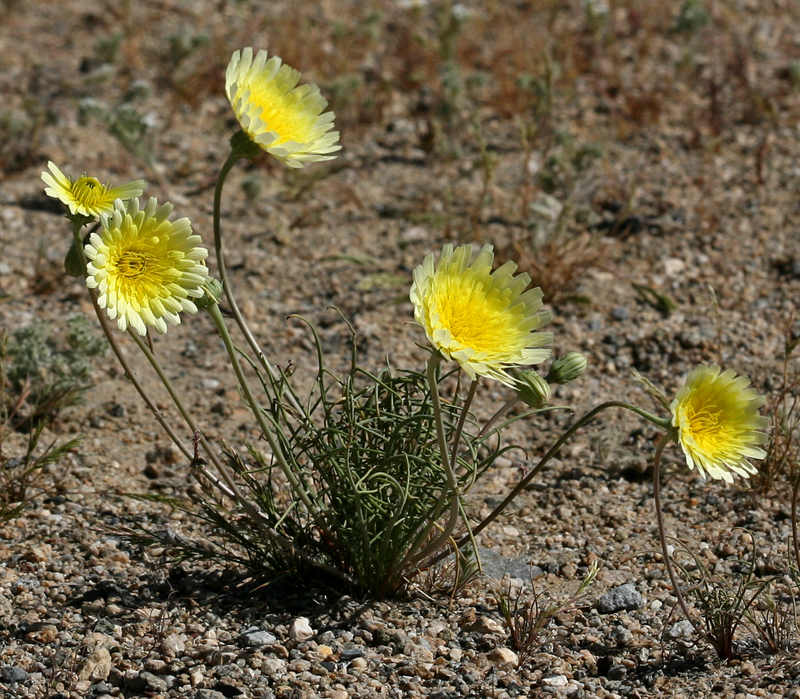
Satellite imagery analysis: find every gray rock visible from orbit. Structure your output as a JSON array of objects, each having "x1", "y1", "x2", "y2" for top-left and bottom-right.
[
  {"x1": 161, "y1": 633, "x2": 186, "y2": 656},
  {"x1": 125, "y1": 670, "x2": 168, "y2": 693},
  {"x1": 196, "y1": 691, "x2": 228, "y2": 699},
  {"x1": 596, "y1": 583, "x2": 644, "y2": 613},
  {"x1": 261, "y1": 658, "x2": 286, "y2": 676},
  {"x1": 238, "y1": 627, "x2": 277, "y2": 647},
  {"x1": 340, "y1": 647, "x2": 366, "y2": 661},
  {"x1": 612, "y1": 625, "x2": 632, "y2": 645},
  {"x1": 1, "y1": 666, "x2": 29, "y2": 683},
  {"x1": 665, "y1": 619, "x2": 695, "y2": 640},
  {"x1": 607, "y1": 664, "x2": 627, "y2": 680},
  {"x1": 476, "y1": 546, "x2": 542, "y2": 581},
  {"x1": 611, "y1": 306, "x2": 630, "y2": 321}
]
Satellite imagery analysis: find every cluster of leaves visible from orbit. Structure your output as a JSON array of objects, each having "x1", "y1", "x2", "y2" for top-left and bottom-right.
[
  {"x1": 131, "y1": 326, "x2": 501, "y2": 598},
  {"x1": 669, "y1": 534, "x2": 799, "y2": 660},
  {"x1": 4, "y1": 317, "x2": 106, "y2": 431}
]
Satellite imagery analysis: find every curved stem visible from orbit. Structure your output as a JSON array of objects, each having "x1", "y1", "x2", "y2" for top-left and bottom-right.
[
  {"x1": 430, "y1": 400, "x2": 668, "y2": 566},
  {"x1": 71, "y1": 223, "x2": 328, "y2": 572},
  {"x1": 478, "y1": 396, "x2": 519, "y2": 439},
  {"x1": 451, "y1": 379, "x2": 478, "y2": 472},
  {"x1": 653, "y1": 429, "x2": 701, "y2": 634},
  {"x1": 213, "y1": 148, "x2": 304, "y2": 417},
  {"x1": 401, "y1": 354, "x2": 461, "y2": 568},
  {"x1": 70, "y1": 220, "x2": 191, "y2": 461},
  {"x1": 792, "y1": 473, "x2": 800, "y2": 573},
  {"x1": 205, "y1": 301, "x2": 325, "y2": 526}
]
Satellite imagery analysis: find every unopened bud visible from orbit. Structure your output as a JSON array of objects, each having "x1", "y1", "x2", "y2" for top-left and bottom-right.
[
  {"x1": 196, "y1": 277, "x2": 223, "y2": 309},
  {"x1": 546, "y1": 352, "x2": 588, "y2": 385},
  {"x1": 513, "y1": 369, "x2": 551, "y2": 409},
  {"x1": 64, "y1": 232, "x2": 91, "y2": 278}
]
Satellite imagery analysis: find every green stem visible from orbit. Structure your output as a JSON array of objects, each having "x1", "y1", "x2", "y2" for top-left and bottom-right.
[
  {"x1": 653, "y1": 429, "x2": 701, "y2": 635},
  {"x1": 402, "y1": 354, "x2": 461, "y2": 568},
  {"x1": 69, "y1": 220, "x2": 192, "y2": 461},
  {"x1": 793, "y1": 473, "x2": 800, "y2": 574},
  {"x1": 438, "y1": 400, "x2": 671, "y2": 563},
  {"x1": 124, "y1": 330, "x2": 290, "y2": 530},
  {"x1": 213, "y1": 145, "x2": 304, "y2": 417},
  {"x1": 451, "y1": 379, "x2": 478, "y2": 472},
  {"x1": 478, "y1": 396, "x2": 519, "y2": 440},
  {"x1": 204, "y1": 301, "x2": 325, "y2": 526},
  {"x1": 71, "y1": 223, "x2": 329, "y2": 573}
]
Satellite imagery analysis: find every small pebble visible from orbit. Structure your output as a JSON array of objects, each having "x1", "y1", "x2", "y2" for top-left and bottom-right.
[
  {"x1": 288, "y1": 617, "x2": 315, "y2": 641},
  {"x1": 487, "y1": 648, "x2": 518, "y2": 667},
  {"x1": 1, "y1": 666, "x2": 29, "y2": 683},
  {"x1": 597, "y1": 583, "x2": 644, "y2": 614},
  {"x1": 238, "y1": 627, "x2": 277, "y2": 647}
]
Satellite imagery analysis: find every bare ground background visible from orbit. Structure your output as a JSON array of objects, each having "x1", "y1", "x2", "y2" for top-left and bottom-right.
[{"x1": 2, "y1": 0, "x2": 800, "y2": 697}]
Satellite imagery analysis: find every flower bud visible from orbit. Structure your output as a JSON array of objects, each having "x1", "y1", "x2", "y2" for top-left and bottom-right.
[
  {"x1": 546, "y1": 352, "x2": 588, "y2": 385},
  {"x1": 64, "y1": 232, "x2": 91, "y2": 278},
  {"x1": 513, "y1": 369, "x2": 551, "y2": 409},
  {"x1": 196, "y1": 277, "x2": 223, "y2": 310}
]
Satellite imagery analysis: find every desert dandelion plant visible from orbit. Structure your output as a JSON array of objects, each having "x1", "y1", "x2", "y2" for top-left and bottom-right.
[
  {"x1": 410, "y1": 243, "x2": 553, "y2": 386},
  {"x1": 41, "y1": 161, "x2": 144, "y2": 219},
  {"x1": 670, "y1": 364, "x2": 768, "y2": 483},
  {"x1": 225, "y1": 47, "x2": 341, "y2": 168},
  {"x1": 85, "y1": 198, "x2": 209, "y2": 336}
]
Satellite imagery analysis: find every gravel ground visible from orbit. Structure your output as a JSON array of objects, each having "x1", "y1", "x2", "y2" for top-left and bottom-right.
[{"x1": 3, "y1": 1, "x2": 800, "y2": 697}]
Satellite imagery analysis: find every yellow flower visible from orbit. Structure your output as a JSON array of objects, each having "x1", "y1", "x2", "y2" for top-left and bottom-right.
[
  {"x1": 225, "y1": 47, "x2": 341, "y2": 168},
  {"x1": 41, "y1": 161, "x2": 144, "y2": 218},
  {"x1": 670, "y1": 364, "x2": 768, "y2": 483},
  {"x1": 410, "y1": 243, "x2": 552, "y2": 386},
  {"x1": 85, "y1": 198, "x2": 209, "y2": 335}
]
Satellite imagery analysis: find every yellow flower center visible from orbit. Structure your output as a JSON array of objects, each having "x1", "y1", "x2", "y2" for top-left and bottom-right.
[
  {"x1": 115, "y1": 251, "x2": 152, "y2": 280},
  {"x1": 248, "y1": 82, "x2": 316, "y2": 146},
  {"x1": 72, "y1": 176, "x2": 108, "y2": 207},
  {"x1": 683, "y1": 401, "x2": 731, "y2": 453},
  {"x1": 432, "y1": 270, "x2": 512, "y2": 354}
]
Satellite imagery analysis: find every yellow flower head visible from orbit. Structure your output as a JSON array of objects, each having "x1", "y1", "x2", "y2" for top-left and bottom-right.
[
  {"x1": 41, "y1": 161, "x2": 144, "y2": 219},
  {"x1": 410, "y1": 243, "x2": 553, "y2": 386},
  {"x1": 85, "y1": 198, "x2": 209, "y2": 336},
  {"x1": 670, "y1": 364, "x2": 768, "y2": 483},
  {"x1": 225, "y1": 47, "x2": 341, "y2": 168}
]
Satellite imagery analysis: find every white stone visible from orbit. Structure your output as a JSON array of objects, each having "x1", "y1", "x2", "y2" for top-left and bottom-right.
[
  {"x1": 261, "y1": 658, "x2": 287, "y2": 676},
  {"x1": 78, "y1": 647, "x2": 112, "y2": 681},
  {"x1": 487, "y1": 647, "x2": 518, "y2": 667},
  {"x1": 542, "y1": 674, "x2": 569, "y2": 687},
  {"x1": 663, "y1": 257, "x2": 686, "y2": 276},
  {"x1": 288, "y1": 617, "x2": 315, "y2": 641}
]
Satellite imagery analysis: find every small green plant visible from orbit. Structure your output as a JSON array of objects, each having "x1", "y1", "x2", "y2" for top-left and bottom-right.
[
  {"x1": 0, "y1": 329, "x2": 87, "y2": 522},
  {"x1": 747, "y1": 577, "x2": 798, "y2": 654},
  {"x1": 0, "y1": 421, "x2": 81, "y2": 524},
  {"x1": 4, "y1": 317, "x2": 106, "y2": 430},
  {"x1": 496, "y1": 561, "x2": 598, "y2": 666},
  {"x1": 760, "y1": 319, "x2": 800, "y2": 488},
  {"x1": 668, "y1": 533, "x2": 780, "y2": 660}
]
